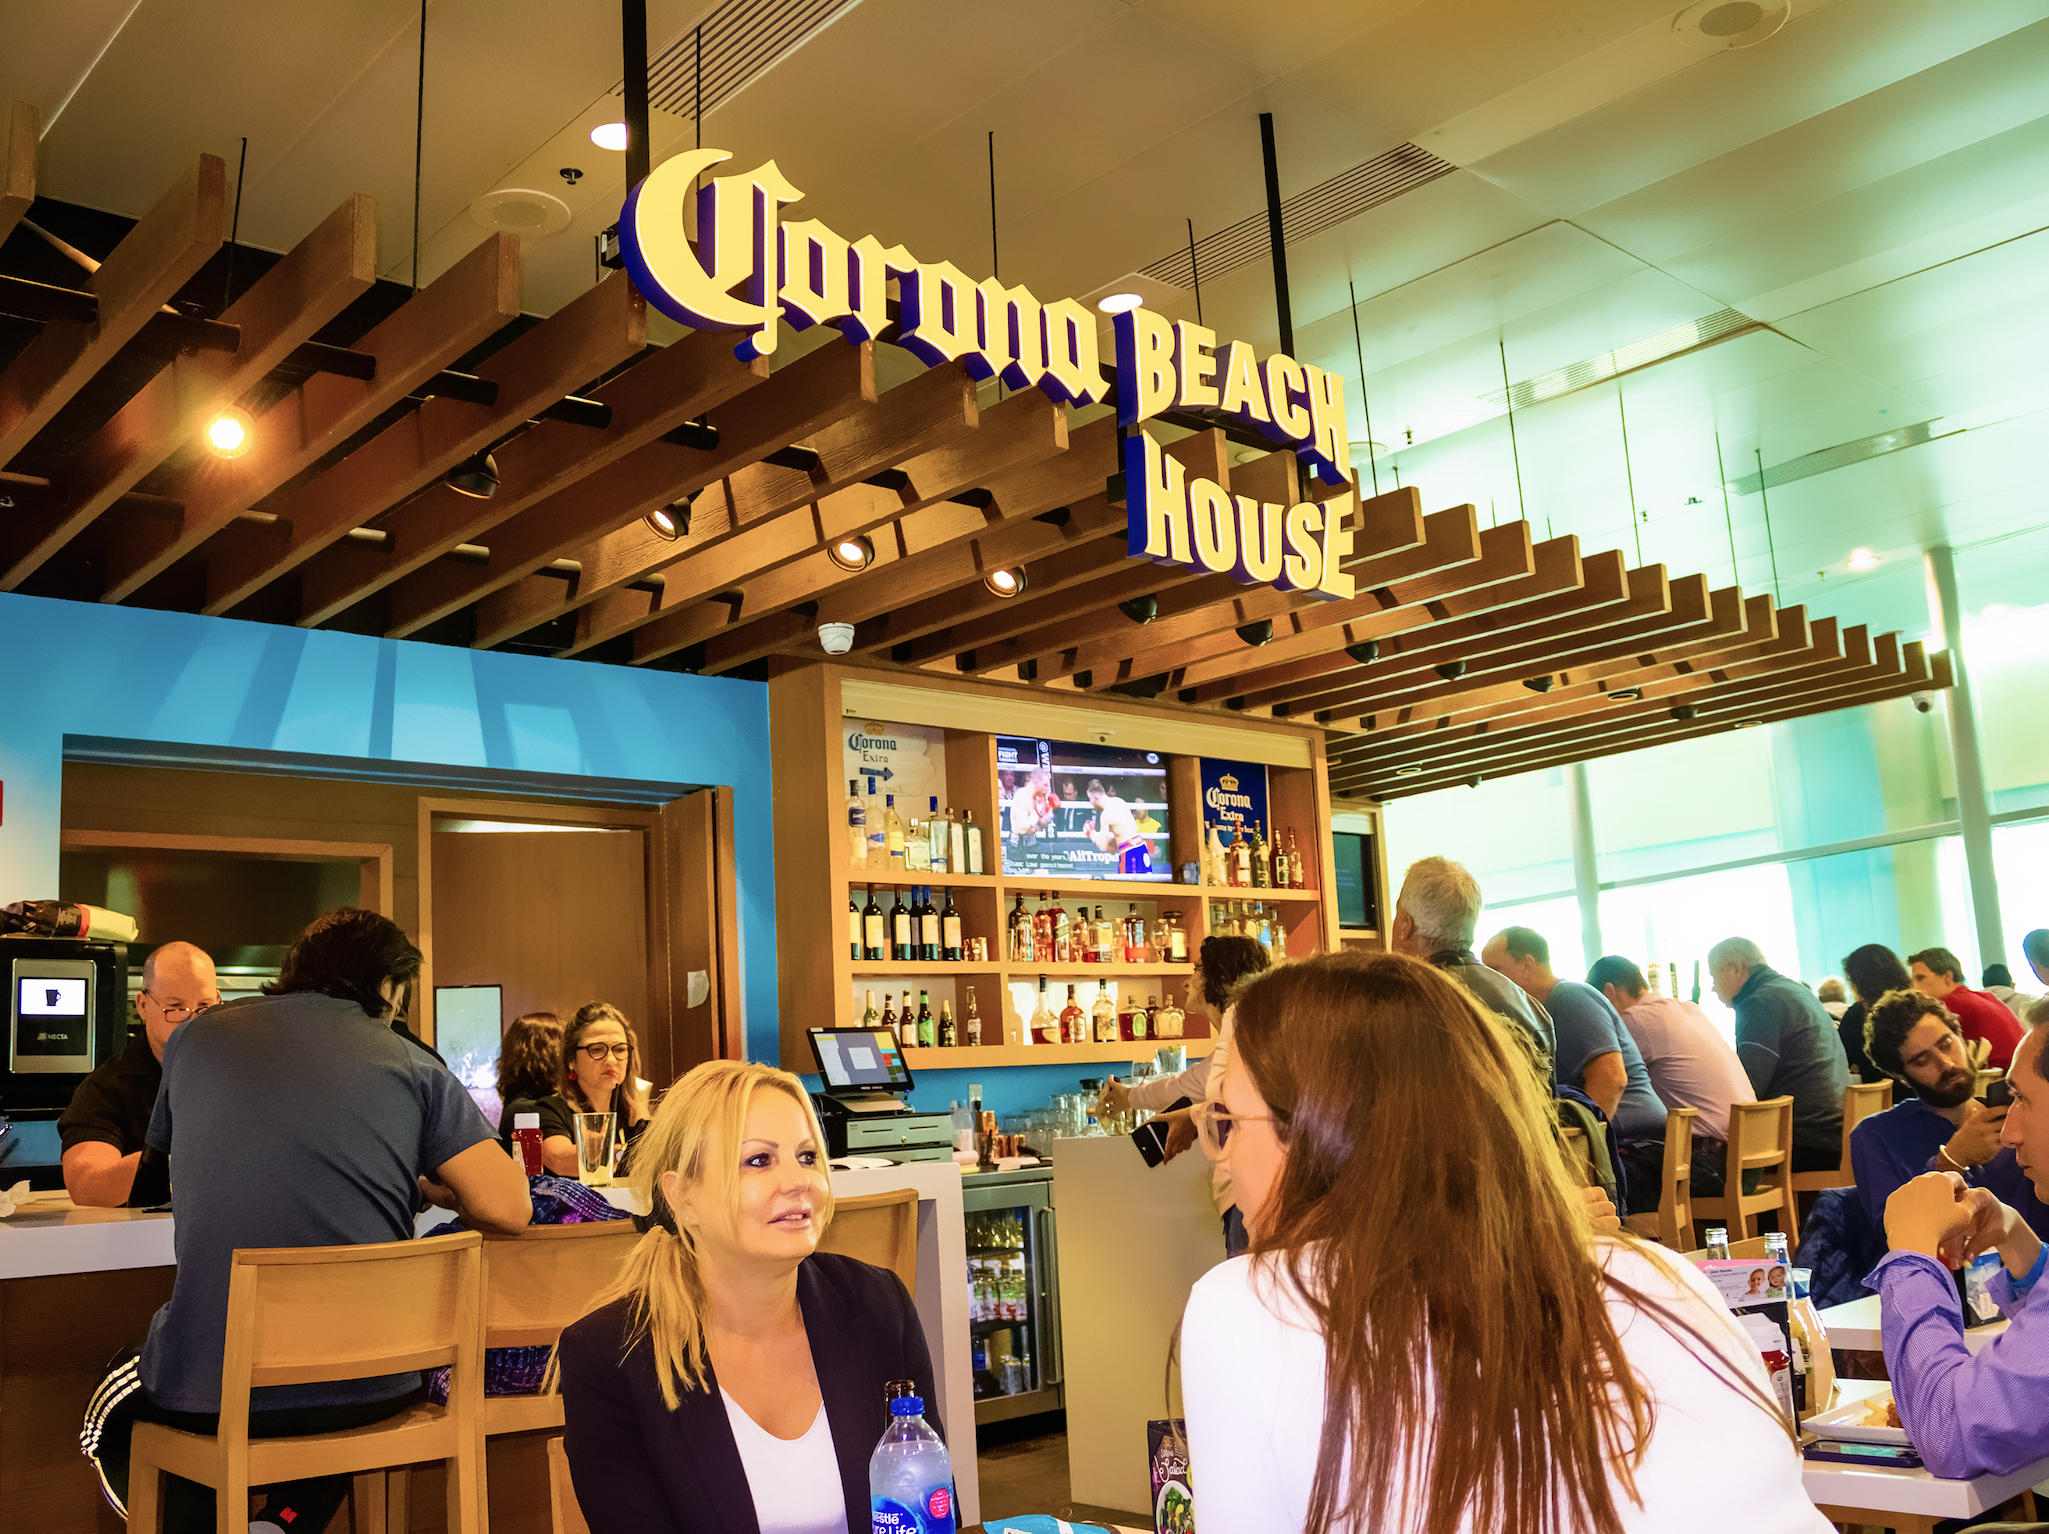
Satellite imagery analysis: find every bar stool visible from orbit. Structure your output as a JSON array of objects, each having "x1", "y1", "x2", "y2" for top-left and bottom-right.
[
  {"x1": 1653, "y1": 1106, "x2": 1699, "y2": 1249},
  {"x1": 1689, "y1": 1095, "x2": 1798, "y2": 1247},
  {"x1": 815, "y1": 1187, "x2": 920, "y2": 1294},
  {"x1": 1792, "y1": 1080, "x2": 1893, "y2": 1196},
  {"x1": 479, "y1": 1221, "x2": 641, "y2": 1436},
  {"x1": 127, "y1": 1231, "x2": 486, "y2": 1534}
]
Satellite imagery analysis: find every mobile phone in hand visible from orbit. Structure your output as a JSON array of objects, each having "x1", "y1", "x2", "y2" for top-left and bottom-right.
[
  {"x1": 1984, "y1": 1077, "x2": 2015, "y2": 1108},
  {"x1": 1802, "y1": 1440, "x2": 1922, "y2": 1468},
  {"x1": 1131, "y1": 1097, "x2": 1194, "y2": 1167}
]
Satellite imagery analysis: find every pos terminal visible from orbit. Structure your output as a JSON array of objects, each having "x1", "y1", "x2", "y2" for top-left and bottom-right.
[{"x1": 806, "y1": 1027, "x2": 955, "y2": 1163}]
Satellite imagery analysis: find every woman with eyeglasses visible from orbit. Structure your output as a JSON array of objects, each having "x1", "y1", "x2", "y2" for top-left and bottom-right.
[
  {"x1": 1179, "y1": 950, "x2": 1826, "y2": 1534},
  {"x1": 523, "y1": 1001, "x2": 653, "y2": 1178}
]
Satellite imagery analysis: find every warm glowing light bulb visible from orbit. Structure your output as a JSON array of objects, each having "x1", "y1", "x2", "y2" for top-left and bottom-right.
[
  {"x1": 1095, "y1": 292, "x2": 1144, "y2": 314},
  {"x1": 1847, "y1": 547, "x2": 1878, "y2": 571},
  {"x1": 205, "y1": 408, "x2": 251, "y2": 457},
  {"x1": 590, "y1": 122, "x2": 629, "y2": 151}
]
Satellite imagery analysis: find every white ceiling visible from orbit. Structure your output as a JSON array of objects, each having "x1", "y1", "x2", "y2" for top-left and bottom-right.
[{"x1": 6, "y1": 0, "x2": 2047, "y2": 645}]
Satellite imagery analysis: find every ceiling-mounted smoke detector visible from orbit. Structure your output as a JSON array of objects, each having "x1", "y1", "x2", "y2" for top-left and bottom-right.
[
  {"x1": 469, "y1": 187, "x2": 574, "y2": 236},
  {"x1": 1673, "y1": 0, "x2": 1791, "y2": 52}
]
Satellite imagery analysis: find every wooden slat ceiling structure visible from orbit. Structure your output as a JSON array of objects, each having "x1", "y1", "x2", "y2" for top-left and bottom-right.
[{"x1": 0, "y1": 119, "x2": 1945, "y2": 803}]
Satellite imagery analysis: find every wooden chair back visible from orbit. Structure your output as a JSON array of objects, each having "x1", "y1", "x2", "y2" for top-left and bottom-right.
[
  {"x1": 1792, "y1": 1079, "x2": 1893, "y2": 1194},
  {"x1": 548, "y1": 1436, "x2": 591, "y2": 1534},
  {"x1": 1656, "y1": 1107, "x2": 1699, "y2": 1249},
  {"x1": 1694, "y1": 1095, "x2": 1798, "y2": 1247},
  {"x1": 815, "y1": 1188, "x2": 919, "y2": 1294},
  {"x1": 482, "y1": 1221, "x2": 642, "y2": 1348}
]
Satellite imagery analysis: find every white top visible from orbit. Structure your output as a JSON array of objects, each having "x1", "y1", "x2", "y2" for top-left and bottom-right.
[
  {"x1": 719, "y1": 1389, "x2": 845, "y2": 1534},
  {"x1": 1181, "y1": 1241, "x2": 1832, "y2": 1533}
]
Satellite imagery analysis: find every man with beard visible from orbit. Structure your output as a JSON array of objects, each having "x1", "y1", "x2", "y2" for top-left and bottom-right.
[{"x1": 1852, "y1": 988, "x2": 2048, "y2": 1237}]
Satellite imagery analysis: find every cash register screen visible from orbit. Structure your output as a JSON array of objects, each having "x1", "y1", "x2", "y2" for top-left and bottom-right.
[{"x1": 809, "y1": 1028, "x2": 914, "y2": 1091}]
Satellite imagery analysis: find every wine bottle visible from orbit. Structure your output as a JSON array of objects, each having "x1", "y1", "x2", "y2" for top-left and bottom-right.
[
  {"x1": 880, "y1": 992, "x2": 898, "y2": 1041},
  {"x1": 917, "y1": 990, "x2": 935, "y2": 1048},
  {"x1": 938, "y1": 998, "x2": 957, "y2": 1047},
  {"x1": 1030, "y1": 977, "x2": 1058, "y2": 1046},
  {"x1": 941, "y1": 887, "x2": 963, "y2": 962},
  {"x1": 901, "y1": 990, "x2": 916, "y2": 1048},
  {"x1": 918, "y1": 886, "x2": 941, "y2": 963},
  {"x1": 1058, "y1": 984, "x2": 1084, "y2": 1045},
  {"x1": 863, "y1": 884, "x2": 886, "y2": 962},
  {"x1": 847, "y1": 778, "x2": 867, "y2": 867},
  {"x1": 890, "y1": 887, "x2": 912, "y2": 962},
  {"x1": 965, "y1": 987, "x2": 982, "y2": 1046}
]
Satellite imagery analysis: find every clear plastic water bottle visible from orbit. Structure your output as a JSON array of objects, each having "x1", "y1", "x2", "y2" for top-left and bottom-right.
[{"x1": 870, "y1": 1394, "x2": 955, "y2": 1534}]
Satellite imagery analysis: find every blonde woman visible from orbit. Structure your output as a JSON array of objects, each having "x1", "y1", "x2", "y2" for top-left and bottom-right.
[
  {"x1": 555, "y1": 1061, "x2": 937, "y2": 1534},
  {"x1": 531, "y1": 1002, "x2": 653, "y2": 1177}
]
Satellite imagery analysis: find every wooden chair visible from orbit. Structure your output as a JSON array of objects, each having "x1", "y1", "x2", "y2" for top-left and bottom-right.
[
  {"x1": 547, "y1": 1436, "x2": 590, "y2": 1534},
  {"x1": 1682, "y1": 1235, "x2": 1774, "y2": 1261},
  {"x1": 127, "y1": 1232, "x2": 486, "y2": 1534},
  {"x1": 1689, "y1": 1095, "x2": 1799, "y2": 1248},
  {"x1": 480, "y1": 1221, "x2": 641, "y2": 1436},
  {"x1": 1557, "y1": 1126, "x2": 1595, "y2": 1188},
  {"x1": 1654, "y1": 1107, "x2": 1700, "y2": 1249},
  {"x1": 1792, "y1": 1080, "x2": 1894, "y2": 1195},
  {"x1": 815, "y1": 1187, "x2": 920, "y2": 1294}
]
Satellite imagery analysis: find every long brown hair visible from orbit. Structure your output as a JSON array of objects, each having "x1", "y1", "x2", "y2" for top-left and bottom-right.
[
  {"x1": 562, "y1": 1001, "x2": 645, "y2": 1121},
  {"x1": 1225, "y1": 950, "x2": 1773, "y2": 1534},
  {"x1": 496, "y1": 1011, "x2": 564, "y2": 1101}
]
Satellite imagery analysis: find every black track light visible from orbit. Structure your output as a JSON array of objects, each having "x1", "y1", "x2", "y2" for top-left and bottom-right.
[
  {"x1": 1344, "y1": 640, "x2": 1379, "y2": 665},
  {"x1": 1236, "y1": 619, "x2": 1273, "y2": 647},
  {"x1": 1670, "y1": 703, "x2": 1697, "y2": 720},
  {"x1": 1117, "y1": 593, "x2": 1159, "y2": 625},
  {"x1": 445, "y1": 450, "x2": 499, "y2": 499},
  {"x1": 1435, "y1": 661, "x2": 1466, "y2": 681},
  {"x1": 1225, "y1": 695, "x2": 1247, "y2": 710}
]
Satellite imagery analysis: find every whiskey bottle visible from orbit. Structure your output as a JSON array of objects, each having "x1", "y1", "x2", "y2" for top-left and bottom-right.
[
  {"x1": 1008, "y1": 892, "x2": 1031, "y2": 963},
  {"x1": 941, "y1": 887, "x2": 963, "y2": 962},
  {"x1": 1250, "y1": 822, "x2": 1271, "y2": 888},
  {"x1": 1053, "y1": 898, "x2": 1072, "y2": 965},
  {"x1": 965, "y1": 987, "x2": 982, "y2": 1046},
  {"x1": 863, "y1": 884, "x2": 886, "y2": 962},
  {"x1": 1272, "y1": 837, "x2": 1290, "y2": 891},
  {"x1": 1030, "y1": 977, "x2": 1059, "y2": 1046},
  {"x1": 1091, "y1": 980, "x2": 1117, "y2": 1043},
  {"x1": 938, "y1": 998, "x2": 957, "y2": 1048},
  {"x1": 890, "y1": 887, "x2": 912, "y2": 962},
  {"x1": 1286, "y1": 826, "x2": 1306, "y2": 889},
  {"x1": 1132, "y1": 994, "x2": 1154, "y2": 1042},
  {"x1": 1058, "y1": 983, "x2": 1084, "y2": 1045},
  {"x1": 1094, "y1": 905, "x2": 1114, "y2": 965}
]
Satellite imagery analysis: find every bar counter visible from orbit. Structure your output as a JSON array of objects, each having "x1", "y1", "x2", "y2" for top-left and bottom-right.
[{"x1": 0, "y1": 1162, "x2": 977, "y2": 1533}]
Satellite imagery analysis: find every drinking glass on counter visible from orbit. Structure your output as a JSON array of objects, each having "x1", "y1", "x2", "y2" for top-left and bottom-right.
[{"x1": 575, "y1": 1111, "x2": 617, "y2": 1185}]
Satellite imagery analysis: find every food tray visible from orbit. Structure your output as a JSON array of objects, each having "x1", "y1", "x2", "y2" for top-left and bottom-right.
[{"x1": 1804, "y1": 1390, "x2": 1911, "y2": 1446}]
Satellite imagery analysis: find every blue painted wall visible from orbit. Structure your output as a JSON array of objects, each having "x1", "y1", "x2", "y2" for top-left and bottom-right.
[{"x1": 0, "y1": 592, "x2": 782, "y2": 1062}]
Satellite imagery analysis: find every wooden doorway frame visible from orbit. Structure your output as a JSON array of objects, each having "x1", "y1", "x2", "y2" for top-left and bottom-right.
[{"x1": 58, "y1": 829, "x2": 396, "y2": 915}]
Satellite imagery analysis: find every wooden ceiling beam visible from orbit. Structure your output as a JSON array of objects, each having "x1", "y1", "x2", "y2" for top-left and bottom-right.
[
  {"x1": 0, "y1": 102, "x2": 36, "y2": 249},
  {"x1": 2, "y1": 193, "x2": 378, "y2": 590},
  {"x1": 200, "y1": 269, "x2": 644, "y2": 619},
  {"x1": 560, "y1": 383, "x2": 1067, "y2": 658},
  {"x1": 99, "y1": 233, "x2": 522, "y2": 604},
  {"x1": 0, "y1": 153, "x2": 224, "y2": 473},
  {"x1": 1228, "y1": 547, "x2": 1635, "y2": 715}
]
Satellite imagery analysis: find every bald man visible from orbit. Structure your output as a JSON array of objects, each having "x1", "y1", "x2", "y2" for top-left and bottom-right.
[{"x1": 59, "y1": 942, "x2": 218, "y2": 1207}]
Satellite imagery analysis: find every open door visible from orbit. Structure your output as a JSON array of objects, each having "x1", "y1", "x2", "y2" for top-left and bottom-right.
[{"x1": 648, "y1": 787, "x2": 744, "y2": 1081}]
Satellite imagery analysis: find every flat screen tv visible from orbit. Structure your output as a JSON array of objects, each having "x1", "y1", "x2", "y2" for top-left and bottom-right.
[
  {"x1": 1332, "y1": 832, "x2": 1377, "y2": 930},
  {"x1": 995, "y1": 735, "x2": 1171, "y2": 882}
]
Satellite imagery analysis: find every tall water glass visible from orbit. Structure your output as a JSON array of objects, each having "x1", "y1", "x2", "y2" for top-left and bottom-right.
[{"x1": 575, "y1": 1112, "x2": 616, "y2": 1186}]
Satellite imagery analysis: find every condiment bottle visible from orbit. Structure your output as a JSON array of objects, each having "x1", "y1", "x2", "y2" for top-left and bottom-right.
[{"x1": 511, "y1": 1111, "x2": 545, "y2": 1177}]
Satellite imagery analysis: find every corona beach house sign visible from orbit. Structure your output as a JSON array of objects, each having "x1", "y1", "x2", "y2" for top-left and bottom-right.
[{"x1": 620, "y1": 149, "x2": 1355, "y2": 602}]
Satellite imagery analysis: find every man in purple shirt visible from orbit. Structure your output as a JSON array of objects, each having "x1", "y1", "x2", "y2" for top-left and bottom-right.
[{"x1": 1870, "y1": 1022, "x2": 2049, "y2": 1479}]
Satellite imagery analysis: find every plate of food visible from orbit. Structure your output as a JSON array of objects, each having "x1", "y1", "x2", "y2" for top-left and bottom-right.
[{"x1": 1804, "y1": 1389, "x2": 1910, "y2": 1446}]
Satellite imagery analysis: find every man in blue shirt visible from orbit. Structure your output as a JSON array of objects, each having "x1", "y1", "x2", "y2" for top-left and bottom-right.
[
  {"x1": 1709, "y1": 935, "x2": 1849, "y2": 1171},
  {"x1": 1484, "y1": 925, "x2": 1666, "y2": 1212},
  {"x1": 1851, "y1": 987, "x2": 2046, "y2": 1235}
]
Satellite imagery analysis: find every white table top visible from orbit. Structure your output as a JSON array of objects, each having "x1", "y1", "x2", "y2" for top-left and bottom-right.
[
  {"x1": 1802, "y1": 1365, "x2": 2048, "y2": 1516},
  {"x1": 1818, "y1": 1292, "x2": 2008, "y2": 1352}
]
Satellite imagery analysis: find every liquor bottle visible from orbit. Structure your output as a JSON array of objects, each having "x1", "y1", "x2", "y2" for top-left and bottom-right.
[
  {"x1": 861, "y1": 990, "x2": 880, "y2": 1029},
  {"x1": 863, "y1": 884, "x2": 886, "y2": 962},
  {"x1": 1154, "y1": 990, "x2": 1184, "y2": 1038},
  {"x1": 919, "y1": 887, "x2": 942, "y2": 963},
  {"x1": 1230, "y1": 821, "x2": 1252, "y2": 887},
  {"x1": 949, "y1": 809, "x2": 967, "y2": 877},
  {"x1": 965, "y1": 987, "x2": 982, "y2": 1046},
  {"x1": 1207, "y1": 821, "x2": 1229, "y2": 886},
  {"x1": 1250, "y1": 822, "x2": 1272, "y2": 888},
  {"x1": 1162, "y1": 909, "x2": 1187, "y2": 963},
  {"x1": 964, "y1": 810, "x2": 984, "y2": 876},
  {"x1": 917, "y1": 991, "x2": 935, "y2": 1048},
  {"x1": 1094, "y1": 905, "x2": 1114, "y2": 965},
  {"x1": 880, "y1": 991, "x2": 898, "y2": 1041},
  {"x1": 1053, "y1": 898, "x2": 1072, "y2": 965},
  {"x1": 1286, "y1": 826, "x2": 1306, "y2": 890},
  {"x1": 884, "y1": 794, "x2": 906, "y2": 868},
  {"x1": 848, "y1": 892, "x2": 860, "y2": 960},
  {"x1": 1034, "y1": 892, "x2": 1055, "y2": 963},
  {"x1": 1030, "y1": 977, "x2": 1059, "y2": 1046},
  {"x1": 1058, "y1": 983, "x2": 1084, "y2": 1045},
  {"x1": 928, "y1": 796, "x2": 950, "y2": 874},
  {"x1": 941, "y1": 887, "x2": 963, "y2": 962},
  {"x1": 938, "y1": 998, "x2": 957, "y2": 1047},
  {"x1": 1125, "y1": 903, "x2": 1144, "y2": 963},
  {"x1": 1091, "y1": 980, "x2": 1117, "y2": 1043},
  {"x1": 905, "y1": 804, "x2": 931, "y2": 873},
  {"x1": 890, "y1": 887, "x2": 912, "y2": 962},
  {"x1": 901, "y1": 991, "x2": 916, "y2": 1048},
  {"x1": 847, "y1": 778, "x2": 867, "y2": 867},
  {"x1": 1007, "y1": 893, "x2": 1031, "y2": 962},
  {"x1": 1272, "y1": 836, "x2": 1290, "y2": 891},
  {"x1": 1133, "y1": 994, "x2": 1154, "y2": 1042}
]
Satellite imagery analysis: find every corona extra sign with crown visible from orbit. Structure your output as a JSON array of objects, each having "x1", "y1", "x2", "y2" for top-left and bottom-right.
[{"x1": 621, "y1": 150, "x2": 1356, "y2": 602}]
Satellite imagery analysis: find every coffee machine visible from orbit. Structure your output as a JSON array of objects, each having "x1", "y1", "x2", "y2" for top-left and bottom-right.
[{"x1": 1, "y1": 934, "x2": 129, "y2": 1189}]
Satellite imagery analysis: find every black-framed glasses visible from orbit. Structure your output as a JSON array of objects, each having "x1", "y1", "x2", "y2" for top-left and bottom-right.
[
  {"x1": 580, "y1": 1042, "x2": 632, "y2": 1063},
  {"x1": 142, "y1": 994, "x2": 214, "y2": 1025}
]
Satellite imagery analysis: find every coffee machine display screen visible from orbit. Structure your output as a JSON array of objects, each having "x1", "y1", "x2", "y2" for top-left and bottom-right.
[{"x1": 10, "y1": 958, "x2": 97, "y2": 1072}]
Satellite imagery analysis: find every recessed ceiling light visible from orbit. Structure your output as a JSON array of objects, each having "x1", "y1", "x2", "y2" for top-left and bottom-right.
[
  {"x1": 590, "y1": 122, "x2": 629, "y2": 151},
  {"x1": 1096, "y1": 293, "x2": 1143, "y2": 314},
  {"x1": 1607, "y1": 686, "x2": 1643, "y2": 702},
  {"x1": 1847, "y1": 547, "x2": 1878, "y2": 571},
  {"x1": 1733, "y1": 718, "x2": 1763, "y2": 729},
  {"x1": 1394, "y1": 765, "x2": 1422, "y2": 777},
  {"x1": 828, "y1": 535, "x2": 875, "y2": 572},
  {"x1": 646, "y1": 503, "x2": 688, "y2": 541},
  {"x1": 204, "y1": 406, "x2": 252, "y2": 457},
  {"x1": 984, "y1": 567, "x2": 1027, "y2": 598}
]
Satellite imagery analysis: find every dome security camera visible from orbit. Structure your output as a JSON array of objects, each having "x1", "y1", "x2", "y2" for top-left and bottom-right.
[
  {"x1": 818, "y1": 622, "x2": 855, "y2": 655},
  {"x1": 1911, "y1": 690, "x2": 1935, "y2": 714}
]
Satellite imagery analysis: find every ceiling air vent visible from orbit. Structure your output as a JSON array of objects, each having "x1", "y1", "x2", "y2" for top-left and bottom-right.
[{"x1": 637, "y1": 0, "x2": 862, "y2": 121}]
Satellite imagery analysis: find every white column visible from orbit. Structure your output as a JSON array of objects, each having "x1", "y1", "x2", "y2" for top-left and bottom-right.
[
  {"x1": 1925, "y1": 544, "x2": 2005, "y2": 967},
  {"x1": 1568, "y1": 760, "x2": 1603, "y2": 965}
]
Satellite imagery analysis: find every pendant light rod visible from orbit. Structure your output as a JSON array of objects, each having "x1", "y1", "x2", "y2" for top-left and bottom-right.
[
  {"x1": 1258, "y1": 112, "x2": 1293, "y2": 356},
  {"x1": 412, "y1": 0, "x2": 425, "y2": 292},
  {"x1": 1500, "y1": 337, "x2": 1525, "y2": 527},
  {"x1": 1618, "y1": 381, "x2": 1641, "y2": 566},
  {"x1": 1349, "y1": 278, "x2": 1379, "y2": 497},
  {"x1": 1755, "y1": 446, "x2": 1781, "y2": 603},
  {"x1": 1715, "y1": 428, "x2": 1738, "y2": 585},
  {"x1": 1186, "y1": 217, "x2": 1202, "y2": 325},
  {"x1": 987, "y1": 130, "x2": 999, "y2": 281},
  {"x1": 622, "y1": 0, "x2": 650, "y2": 191}
]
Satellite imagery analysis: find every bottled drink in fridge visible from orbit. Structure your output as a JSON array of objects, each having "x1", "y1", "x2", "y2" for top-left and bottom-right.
[{"x1": 869, "y1": 1395, "x2": 955, "y2": 1534}]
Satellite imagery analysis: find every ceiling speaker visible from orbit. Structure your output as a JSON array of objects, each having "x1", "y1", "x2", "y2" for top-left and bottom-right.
[{"x1": 1672, "y1": 0, "x2": 1791, "y2": 52}]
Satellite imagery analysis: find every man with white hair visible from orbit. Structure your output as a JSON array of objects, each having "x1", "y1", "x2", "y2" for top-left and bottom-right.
[
  {"x1": 59, "y1": 941, "x2": 218, "y2": 1206},
  {"x1": 1390, "y1": 856, "x2": 1553, "y2": 1065},
  {"x1": 1710, "y1": 935, "x2": 1850, "y2": 1172}
]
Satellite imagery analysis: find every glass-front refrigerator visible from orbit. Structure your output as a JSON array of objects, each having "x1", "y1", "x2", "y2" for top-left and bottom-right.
[{"x1": 962, "y1": 1170, "x2": 1062, "y2": 1423}]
